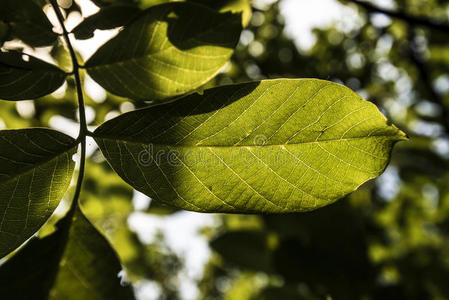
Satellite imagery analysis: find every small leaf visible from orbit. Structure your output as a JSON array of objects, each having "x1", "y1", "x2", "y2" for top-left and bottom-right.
[
  {"x1": 0, "y1": 50, "x2": 67, "y2": 101},
  {"x1": 72, "y1": 5, "x2": 141, "y2": 40},
  {"x1": 0, "y1": 128, "x2": 77, "y2": 258},
  {"x1": 0, "y1": 0, "x2": 58, "y2": 47},
  {"x1": 0, "y1": 206, "x2": 136, "y2": 300},
  {"x1": 93, "y1": 79, "x2": 407, "y2": 213},
  {"x1": 85, "y1": 2, "x2": 242, "y2": 101}
]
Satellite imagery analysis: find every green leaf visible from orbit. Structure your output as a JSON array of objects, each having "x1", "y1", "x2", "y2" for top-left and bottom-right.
[
  {"x1": 93, "y1": 79, "x2": 407, "y2": 213},
  {"x1": 0, "y1": 50, "x2": 67, "y2": 101},
  {"x1": 72, "y1": 5, "x2": 141, "y2": 40},
  {"x1": 0, "y1": 0, "x2": 58, "y2": 47},
  {"x1": 0, "y1": 206, "x2": 136, "y2": 300},
  {"x1": 0, "y1": 128, "x2": 77, "y2": 258},
  {"x1": 85, "y1": 2, "x2": 242, "y2": 101}
]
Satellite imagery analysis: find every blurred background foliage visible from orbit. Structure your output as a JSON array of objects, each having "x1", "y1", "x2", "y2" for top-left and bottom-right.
[{"x1": 1, "y1": 0, "x2": 449, "y2": 299}]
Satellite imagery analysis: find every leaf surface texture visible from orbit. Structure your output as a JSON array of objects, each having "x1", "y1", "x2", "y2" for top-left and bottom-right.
[
  {"x1": 0, "y1": 128, "x2": 76, "y2": 258},
  {"x1": 0, "y1": 51, "x2": 67, "y2": 101},
  {"x1": 0, "y1": 206, "x2": 135, "y2": 300},
  {"x1": 85, "y1": 2, "x2": 241, "y2": 100},
  {"x1": 94, "y1": 79, "x2": 407, "y2": 213}
]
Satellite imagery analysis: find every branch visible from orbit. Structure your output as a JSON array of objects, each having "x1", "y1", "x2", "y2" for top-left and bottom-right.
[
  {"x1": 50, "y1": 0, "x2": 87, "y2": 207},
  {"x1": 406, "y1": 29, "x2": 449, "y2": 133},
  {"x1": 345, "y1": 0, "x2": 449, "y2": 34}
]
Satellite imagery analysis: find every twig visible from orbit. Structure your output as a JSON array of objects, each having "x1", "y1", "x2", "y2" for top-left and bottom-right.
[
  {"x1": 345, "y1": 0, "x2": 449, "y2": 34},
  {"x1": 50, "y1": 0, "x2": 87, "y2": 207},
  {"x1": 406, "y1": 28, "x2": 449, "y2": 133}
]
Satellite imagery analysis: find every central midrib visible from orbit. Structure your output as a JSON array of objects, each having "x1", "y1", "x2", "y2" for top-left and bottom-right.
[{"x1": 94, "y1": 134, "x2": 403, "y2": 148}]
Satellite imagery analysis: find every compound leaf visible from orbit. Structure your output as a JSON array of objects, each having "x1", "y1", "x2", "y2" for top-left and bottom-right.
[
  {"x1": 0, "y1": 128, "x2": 77, "y2": 258},
  {"x1": 0, "y1": 51, "x2": 67, "y2": 101},
  {"x1": 85, "y1": 2, "x2": 242, "y2": 101},
  {"x1": 93, "y1": 79, "x2": 407, "y2": 213},
  {"x1": 0, "y1": 206, "x2": 135, "y2": 300}
]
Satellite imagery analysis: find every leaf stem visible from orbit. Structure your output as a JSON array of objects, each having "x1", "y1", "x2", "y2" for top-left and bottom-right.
[{"x1": 50, "y1": 0, "x2": 87, "y2": 207}]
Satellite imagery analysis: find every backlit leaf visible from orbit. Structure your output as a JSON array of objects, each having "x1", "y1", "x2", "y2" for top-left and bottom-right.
[
  {"x1": 93, "y1": 79, "x2": 407, "y2": 213},
  {"x1": 0, "y1": 128, "x2": 77, "y2": 258},
  {"x1": 0, "y1": 206, "x2": 135, "y2": 300},
  {"x1": 0, "y1": 51, "x2": 67, "y2": 101},
  {"x1": 85, "y1": 2, "x2": 242, "y2": 101}
]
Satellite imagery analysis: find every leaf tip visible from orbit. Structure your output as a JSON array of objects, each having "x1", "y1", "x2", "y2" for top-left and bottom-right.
[{"x1": 392, "y1": 126, "x2": 409, "y2": 142}]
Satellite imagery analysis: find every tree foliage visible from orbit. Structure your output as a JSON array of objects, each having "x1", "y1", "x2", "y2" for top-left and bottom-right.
[{"x1": 4, "y1": 0, "x2": 447, "y2": 299}]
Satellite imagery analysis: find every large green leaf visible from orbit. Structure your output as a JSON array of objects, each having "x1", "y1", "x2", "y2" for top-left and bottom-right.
[
  {"x1": 0, "y1": 51, "x2": 67, "y2": 101},
  {"x1": 85, "y1": 2, "x2": 242, "y2": 101},
  {"x1": 0, "y1": 206, "x2": 136, "y2": 300},
  {"x1": 0, "y1": 128, "x2": 77, "y2": 258},
  {"x1": 0, "y1": 0, "x2": 58, "y2": 47},
  {"x1": 93, "y1": 79, "x2": 407, "y2": 213}
]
